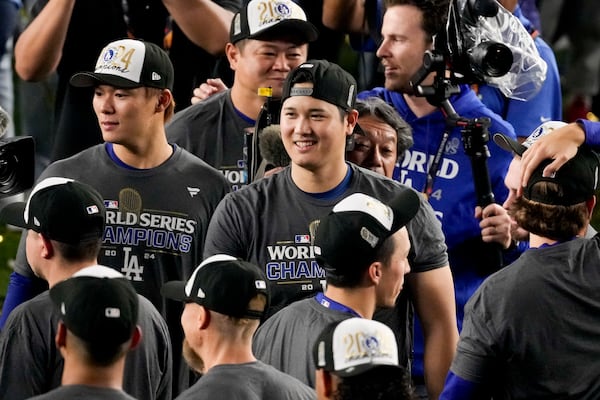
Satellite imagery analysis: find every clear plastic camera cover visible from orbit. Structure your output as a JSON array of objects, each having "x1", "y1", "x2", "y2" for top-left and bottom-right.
[{"x1": 461, "y1": 2, "x2": 547, "y2": 101}]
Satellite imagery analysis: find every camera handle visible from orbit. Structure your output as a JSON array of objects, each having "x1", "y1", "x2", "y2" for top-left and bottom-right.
[
  {"x1": 439, "y1": 100, "x2": 495, "y2": 207},
  {"x1": 411, "y1": 54, "x2": 504, "y2": 273},
  {"x1": 440, "y1": 99, "x2": 504, "y2": 273}
]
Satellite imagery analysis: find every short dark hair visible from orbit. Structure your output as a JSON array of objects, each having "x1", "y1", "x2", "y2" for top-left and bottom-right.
[
  {"x1": 71, "y1": 331, "x2": 131, "y2": 367},
  {"x1": 326, "y1": 233, "x2": 396, "y2": 288},
  {"x1": 52, "y1": 238, "x2": 103, "y2": 263},
  {"x1": 333, "y1": 365, "x2": 415, "y2": 400},
  {"x1": 355, "y1": 97, "x2": 413, "y2": 157},
  {"x1": 513, "y1": 181, "x2": 590, "y2": 241},
  {"x1": 384, "y1": 0, "x2": 450, "y2": 42}
]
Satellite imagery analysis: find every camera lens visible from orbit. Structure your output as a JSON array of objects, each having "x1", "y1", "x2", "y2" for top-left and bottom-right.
[{"x1": 468, "y1": 41, "x2": 513, "y2": 78}]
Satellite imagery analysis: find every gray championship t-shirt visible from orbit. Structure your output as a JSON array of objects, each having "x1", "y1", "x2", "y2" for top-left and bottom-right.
[
  {"x1": 27, "y1": 385, "x2": 137, "y2": 400},
  {"x1": 451, "y1": 237, "x2": 600, "y2": 399},
  {"x1": 13, "y1": 143, "x2": 229, "y2": 395},
  {"x1": 204, "y1": 163, "x2": 448, "y2": 367},
  {"x1": 175, "y1": 360, "x2": 316, "y2": 400},
  {"x1": 253, "y1": 297, "x2": 354, "y2": 387},
  {"x1": 0, "y1": 286, "x2": 171, "y2": 400},
  {"x1": 166, "y1": 90, "x2": 254, "y2": 191}
]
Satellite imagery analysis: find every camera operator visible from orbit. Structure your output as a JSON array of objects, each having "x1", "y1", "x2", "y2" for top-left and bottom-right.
[{"x1": 358, "y1": 1, "x2": 518, "y2": 398}]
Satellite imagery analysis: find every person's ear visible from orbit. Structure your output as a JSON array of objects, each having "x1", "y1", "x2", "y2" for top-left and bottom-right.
[
  {"x1": 199, "y1": 306, "x2": 211, "y2": 330},
  {"x1": 316, "y1": 369, "x2": 335, "y2": 398},
  {"x1": 129, "y1": 325, "x2": 143, "y2": 350},
  {"x1": 225, "y1": 43, "x2": 241, "y2": 71},
  {"x1": 346, "y1": 109, "x2": 359, "y2": 135},
  {"x1": 40, "y1": 233, "x2": 54, "y2": 259},
  {"x1": 586, "y1": 195, "x2": 596, "y2": 217},
  {"x1": 368, "y1": 261, "x2": 383, "y2": 284},
  {"x1": 55, "y1": 321, "x2": 67, "y2": 349},
  {"x1": 155, "y1": 90, "x2": 172, "y2": 112}
]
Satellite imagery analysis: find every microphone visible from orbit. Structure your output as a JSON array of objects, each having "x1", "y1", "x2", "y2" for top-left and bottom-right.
[
  {"x1": 258, "y1": 124, "x2": 291, "y2": 168},
  {"x1": 0, "y1": 105, "x2": 9, "y2": 138}
]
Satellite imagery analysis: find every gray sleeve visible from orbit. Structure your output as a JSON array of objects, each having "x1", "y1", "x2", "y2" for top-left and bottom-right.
[
  {"x1": 0, "y1": 305, "x2": 56, "y2": 399},
  {"x1": 450, "y1": 287, "x2": 498, "y2": 382},
  {"x1": 165, "y1": 113, "x2": 195, "y2": 152},
  {"x1": 406, "y1": 191, "x2": 449, "y2": 272},
  {"x1": 203, "y1": 192, "x2": 249, "y2": 259},
  {"x1": 13, "y1": 230, "x2": 35, "y2": 277},
  {"x1": 124, "y1": 297, "x2": 173, "y2": 400}
]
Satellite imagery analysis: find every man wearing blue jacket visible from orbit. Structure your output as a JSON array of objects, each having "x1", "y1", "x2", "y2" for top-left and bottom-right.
[{"x1": 359, "y1": 1, "x2": 516, "y2": 397}]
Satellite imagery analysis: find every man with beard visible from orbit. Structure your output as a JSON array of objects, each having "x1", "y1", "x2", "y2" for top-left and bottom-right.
[
  {"x1": 161, "y1": 255, "x2": 316, "y2": 400},
  {"x1": 358, "y1": 2, "x2": 516, "y2": 397}
]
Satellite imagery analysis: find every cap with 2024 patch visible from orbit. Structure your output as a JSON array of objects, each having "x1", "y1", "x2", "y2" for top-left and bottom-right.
[
  {"x1": 49, "y1": 265, "x2": 139, "y2": 347},
  {"x1": 0, "y1": 177, "x2": 105, "y2": 244},
  {"x1": 161, "y1": 254, "x2": 269, "y2": 319},
  {"x1": 70, "y1": 38, "x2": 174, "y2": 90},
  {"x1": 282, "y1": 59, "x2": 357, "y2": 112},
  {"x1": 313, "y1": 318, "x2": 401, "y2": 377},
  {"x1": 313, "y1": 190, "x2": 420, "y2": 275},
  {"x1": 230, "y1": 0, "x2": 318, "y2": 44}
]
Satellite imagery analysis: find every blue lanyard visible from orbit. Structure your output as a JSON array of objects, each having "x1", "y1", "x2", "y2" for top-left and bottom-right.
[{"x1": 315, "y1": 292, "x2": 362, "y2": 318}]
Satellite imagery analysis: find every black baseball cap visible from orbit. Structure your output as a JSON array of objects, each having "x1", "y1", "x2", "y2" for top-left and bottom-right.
[
  {"x1": 0, "y1": 177, "x2": 105, "y2": 244},
  {"x1": 50, "y1": 265, "x2": 139, "y2": 347},
  {"x1": 230, "y1": 0, "x2": 318, "y2": 44},
  {"x1": 70, "y1": 38, "x2": 174, "y2": 90},
  {"x1": 161, "y1": 254, "x2": 269, "y2": 319},
  {"x1": 313, "y1": 318, "x2": 401, "y2": 377},
  {"x1": 281, "y1": 60, "x2": 357, "y2": 111},
  {"x1": 524, "y1": 146, "x2": 600, "y2": 206},
  {"x1": 313, "y1": 191, "x2": 419, "y2": 275}
]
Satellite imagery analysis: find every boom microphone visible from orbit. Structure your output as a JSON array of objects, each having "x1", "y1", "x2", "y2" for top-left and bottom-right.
[{"x1": 258, "y1": 124, "x2": 291, "y2": 168}]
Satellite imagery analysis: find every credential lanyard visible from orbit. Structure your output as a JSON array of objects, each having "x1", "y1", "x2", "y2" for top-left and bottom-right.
[
  {"x1": 424, "y1": 128, "x2": 450, "y2": 199},
  {"x1": 315, "y1": 292, "x2": 362, "y2": 318}
]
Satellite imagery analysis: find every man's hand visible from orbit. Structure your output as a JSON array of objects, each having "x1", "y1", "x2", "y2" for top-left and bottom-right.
[
  {"x1": 476, "y1": 203, "x2": 512, "y2": 250},
  {"x1": 519, "y1": 123, "x2": 585, "y2": 194},
  {"x1": 191, "y1": 78, "x2": 228, "y2": 104}
]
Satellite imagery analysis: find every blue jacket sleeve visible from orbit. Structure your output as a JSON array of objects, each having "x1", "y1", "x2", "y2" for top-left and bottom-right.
[
  {"x1": 580, "y1": 119, "x2": 600, "y2": 149},
  {"x1": 439, "y1": 371, "x2": 491, "y2": 400}
]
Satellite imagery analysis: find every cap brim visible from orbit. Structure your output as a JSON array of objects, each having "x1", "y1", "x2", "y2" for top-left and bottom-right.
[
  {"x1": 337, "y1": 362, "x2": 403, "y2": 378},
  {"x1": 388, "y1": 189, "x2": 420, "y2": 233},
  {"x1": 0, "y1": 202, "x2": 28, "y2": 229},
  {"x1": 70, "y1": 72, "x2": 142, "y2": 89},
  {"x1": 493, "y1": 133, "x2": 527, "y2": 156},
  {"x1": 250, "y1": 20, "x2": 319, "y2": 43},
  {"x1": 160, "y1": 280, "x2": 187, "y2": 302}
]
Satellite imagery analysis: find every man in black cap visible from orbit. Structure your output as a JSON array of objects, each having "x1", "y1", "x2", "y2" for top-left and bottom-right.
[
  {"x1": 252, "y1": 191, "x2": 419, "y2": 386},
  {"x1": 29, "y1": 271, "x2": 141, "y2": 400},
  {"x1": 162, "y1": 254, "x2": 316, "y2": 400},
  {"x1": 1, "y1": 37, "x2": 229, "y2": 396},
  {"x1": 204, "y1": 59, "x2": 453, "y2": 386},
  {"x1": 441, "y1": 147, "x2": 600, "y2": 398},
  {"x1": 167, "y1": 0, "x2": 318, "y2": 189},
  {"x1": 0, "y1": 177, "x2": 172, "y2": 400},
  {"x1": 314, "y1": 318, "x2": 414, "y2": 400}
]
